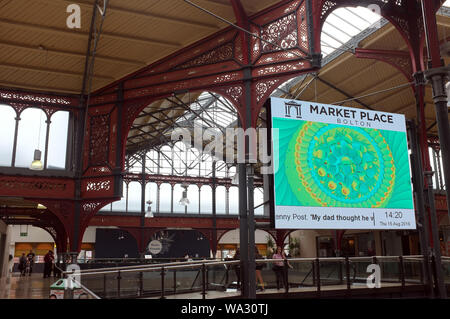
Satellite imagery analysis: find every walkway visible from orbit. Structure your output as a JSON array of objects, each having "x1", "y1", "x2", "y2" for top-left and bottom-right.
[
  {"x1": 0, "y1": 273, "x2": 56, "y2": 299},
  {"x1": 0, "y1": 273, "x2": 430, "y2": 299}
]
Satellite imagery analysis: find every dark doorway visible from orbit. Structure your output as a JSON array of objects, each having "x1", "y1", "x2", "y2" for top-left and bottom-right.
[{"x1": 94, "y1": 228, "x2": 139, "y2": 258}]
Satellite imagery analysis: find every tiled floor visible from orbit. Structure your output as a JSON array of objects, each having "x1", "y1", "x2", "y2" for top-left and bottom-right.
[
  {"x1": 0, "y1": 273, "x2": 56, "y2": 299},
  {"x1": 0, "y1": 272, "x2": 415, "y2": 299}
]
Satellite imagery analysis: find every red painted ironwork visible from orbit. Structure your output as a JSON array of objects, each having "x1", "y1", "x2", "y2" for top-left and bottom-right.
[
  {"x1": 354, "y1": 48, "x2": 414, "y2": 84},
  {"x1": 1, "y1": 0, "x2": 448, "y2": 254},
  {"x1": 0, "y1": 175, "x2": 75, "y2": 199},
  {"x1": 123, "y1": 172, "x2": 263, "y2": 188}
]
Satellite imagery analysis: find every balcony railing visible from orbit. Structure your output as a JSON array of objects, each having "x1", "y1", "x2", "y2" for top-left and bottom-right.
[{"x1": 60, "y1": 255, "x2": 450, "y2": 299}]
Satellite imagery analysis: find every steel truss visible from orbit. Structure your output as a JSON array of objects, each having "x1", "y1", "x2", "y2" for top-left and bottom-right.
[{"x1": 0, "y1": 3, "x2": 448, "y2": 296}]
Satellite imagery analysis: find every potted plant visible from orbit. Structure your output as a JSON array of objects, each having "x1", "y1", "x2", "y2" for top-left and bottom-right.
[
  {"x1": 266, "y1": 235, "x2": 275, "y2": 257},
  {"x1": 289, "y1": 237, "x2": 300, "y2": 257}
]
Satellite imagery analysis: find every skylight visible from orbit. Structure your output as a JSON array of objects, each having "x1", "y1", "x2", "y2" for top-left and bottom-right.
[{"x1": 321, "y1": 6, "x2": 382, "y2": 57}]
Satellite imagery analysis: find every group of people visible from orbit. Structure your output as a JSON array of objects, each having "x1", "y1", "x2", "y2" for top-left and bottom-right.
[
  {"x1": 233, "y1": 245, "x2": 292, "y2": 291},
  {"x1": 17, "y1": 250, "x2": 59, "y2": 278},
  {"x1": 18, "y1": 250, "x2": 35, "y2": 276}
]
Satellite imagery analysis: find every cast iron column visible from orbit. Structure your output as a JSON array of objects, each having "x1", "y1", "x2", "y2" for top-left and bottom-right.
[
  {"x1": 422, "y1": 0, "x2": 450, "y2": 225},
  {"x1": 408, "y1": 121, "x2": 434, "y2": 297},
  {"x1": 212, "y1": 161, "x2": 217, "y2": 258},
  {"x1": 424, "y1": 68, "x2": 450, "y2": 223},
  {"x1": 140, "y1": 153, "x2": 146, "y2": 257},
  {"x1": 238, "y1": 160, "x2": 248, "y2": 298}
]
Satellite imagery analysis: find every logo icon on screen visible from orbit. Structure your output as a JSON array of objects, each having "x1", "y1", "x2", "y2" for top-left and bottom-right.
[{"x1": 284, "y1": 101, "x2": 302, "y2": 118}]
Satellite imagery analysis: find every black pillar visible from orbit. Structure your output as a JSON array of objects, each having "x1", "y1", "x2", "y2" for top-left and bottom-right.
[
  {"x1": 424, "y1": 68, "x2": 450, "y2": 223},
  {"x1": 140, "y1": 153, "x2": 146, "y2": 256},
  {"x1": 212, "y1": 161, "x2": 217, "y2": 258},
  {"x1": 408, "y1": 121, "x2": 434, "y2": 297}
]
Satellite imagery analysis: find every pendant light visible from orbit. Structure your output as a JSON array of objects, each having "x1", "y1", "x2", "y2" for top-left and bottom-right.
[
  {"x1": 30, "y1": 110, "x2": 44, "y2": 170},
  {"x1": 179, "y1": 183, "x2": 190, "y2": 206}
]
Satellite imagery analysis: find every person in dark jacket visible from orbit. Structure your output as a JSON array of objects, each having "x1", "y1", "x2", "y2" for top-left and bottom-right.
[
  {"x1": 233, "y1": 248, "x2": 240, "y2": 289},
  {"x1": 26, "y1": 250, "x2": 35, "y2": 276},
  {"x1": 19, "y1": 253, "x2": 27, "y2": 276},
  {"x1": 255, "y1": 246, "x2": 265, "y2": 291},
  {"x1": 43, "y1": 250, "x2": 54, "y2": 278}
]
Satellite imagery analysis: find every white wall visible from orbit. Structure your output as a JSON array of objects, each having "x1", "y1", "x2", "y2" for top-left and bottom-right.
[
  {"x1": 218, "y1": 229, "x2": 274, "y2": 244},
  {"x1": 9, "y1": 225, "x2": 116, "y2": 244},
  {"x1": 0, "y1": 221, "x2": 12, "y2": 279},
  {"x1": 10, "y1": 225, "x2": 53, "y2": 243},
  {"x1": 289, "y1": 230, "x2": 321, "y2": 258}
]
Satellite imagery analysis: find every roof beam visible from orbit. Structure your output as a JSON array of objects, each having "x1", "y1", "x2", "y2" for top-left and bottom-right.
[
  {"x1": 332, "y1": 72, "x2": 413, "y2": 106},
  {"x1": 0, "y1": 62, "x2": 114, "y2": 80},
  {"x1": 0, "y1": 18, "x2": 181, "y2": 48},
  {"x1": 0, "y1": 40, "x2": 146, "y2": 67},
  {"x1": 40, "y1": 0, "x2": 220, "y2": 31},
  {"x1": 316, "y1": 76, "x2": 375, "y2": 110},
  {"x1": 316, "y1": 60, "x2": 379, "y2": 98},
  {"x1": 0, "y1": 81, "x2": 80, "y2": 94}
]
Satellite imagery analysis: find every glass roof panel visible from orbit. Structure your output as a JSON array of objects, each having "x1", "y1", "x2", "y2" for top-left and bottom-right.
[{"x1": 321, "y1": 6, "x2": 382, "y2": 56}]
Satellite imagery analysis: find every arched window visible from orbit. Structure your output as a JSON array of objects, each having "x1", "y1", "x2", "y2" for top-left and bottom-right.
[
  {"x1": 187, "y1": 185, "x2": 200, "y2": 214},
  {"x1": 112, "y1": 181, "x2": 127, "y2": 212},
  {"x1": 187, "y1": 148, "x2": 200, "y2": 177},
  {"x1": 200, "y1": 185, "x2": 212, "y2": 214},
  {"x1": 47, "y1": 111, "x2": 69, "y2": 169},
  {"x1": 215, "y1": 161, "x2": 227, "y2": 178},
  {"x1": 173, "y1": 142, "x2": 186, "y2": 176},
  {"x1": 254, "y1": 187, "x2": 264, "y2": 215},
  {"x1": 228, "y1": 165, "x2": 236, "y2": 179},
  {"x1": 0, "y1": 104, "x2": 16, "y2": 166},
  {"x1": 173, "y1": 184, "x2": 185, "y2": 213},
  {"x1": 159, "y1": 183, "x2": 172, "y2": 213},
  {"x1": 159, "y1": 145, "x2": 173, "y2": 175},
  {"x1": 216, "y1": 186, "x2": 226, "y2": 214},
  {"x1": 229, "y1": 186, "x2": 239, "y2": 215},
  {"x1": 145, "y1": 150, "x2": 159, "y2": 174},
  {"x1": 15, "y1": 108, "x2": 47, "y2": 168},
  {"x1": 145, "y1": 182, "x2": 158, "y2": 214},
  {"x1": 200, "y1": 154, "x2": 212, "y2": 177},
  {"x1": 127, "y1": 182, "x2": 142, "y2": 212},
  {"x1": 100, "y1": 203, "x2": 112, "y2": 212}
]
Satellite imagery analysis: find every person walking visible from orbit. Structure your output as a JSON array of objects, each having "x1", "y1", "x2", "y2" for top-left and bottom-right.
[
  {"x1": 272, "y1": 246, "x2": 291, "y2": 291},
  {"x1": 19, "y1": 253, "x2": 27, "y2": 276},
  {"x1": 26, "y1": 250, "x2": 35, "y2": 276},
  {"x1": 43, "y1": 250, "x2": 54, "y2": 278},
  {"x1": 255, "y1": 246, "x2": 265, "y2": 291},
  {"x1": 233, "y1": 248, "x2": 240, "y2": 289}
]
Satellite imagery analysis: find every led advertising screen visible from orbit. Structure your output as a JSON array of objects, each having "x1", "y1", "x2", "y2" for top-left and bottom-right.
[{"x1": 270, "y1": 97, "x2": 416, "y2": 230}]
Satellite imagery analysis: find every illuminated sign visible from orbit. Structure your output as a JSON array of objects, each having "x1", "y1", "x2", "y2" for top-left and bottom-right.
[{"x1": 270, "y1": 97, "x2": 416, "y2": 230}]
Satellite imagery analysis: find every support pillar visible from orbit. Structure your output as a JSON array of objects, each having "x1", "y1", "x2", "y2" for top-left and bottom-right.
[
  {"x1": 408, "y1": 121, "x2": 437, "y2": 298},
  {"x1": 140, "y1": 153, "x2": 146, "y2": 257},
  {"x1": 238, "y1": 162, "x2": 248, "y2": 298},
  {"x1": 424, "y1": 68, "x2": 450, "y2": 222},
  {"x1": 211, "y1": 161, "x2": 217, "y2": 258}
]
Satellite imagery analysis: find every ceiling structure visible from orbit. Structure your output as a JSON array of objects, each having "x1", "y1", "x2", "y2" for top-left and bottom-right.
[
  {"x1": 1, "y1": 0, "x2": 450, "y2": 168},
  {"x1": 275, "y1": 7, "x2": 450, "y2": 137},
  {"x1": 0, "y1": 0, "x2": 279, "y2": 94},
  {"x1": 0, "y1": 1, "x2": 448, "y2": 248},
  {"x1": 127, "y1": 5, "x2": 450, "y2": 160}
]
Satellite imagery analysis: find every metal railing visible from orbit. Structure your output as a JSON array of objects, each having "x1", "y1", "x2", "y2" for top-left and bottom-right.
[{"x1": 60, "y1": 255, "x2": 449, "y2": 299}]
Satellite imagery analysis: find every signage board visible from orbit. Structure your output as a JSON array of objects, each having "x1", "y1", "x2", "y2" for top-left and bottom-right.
[
  {"x1": 148, "y1": 240, "x2": 162, "y2": 255},
  {"x1": 269, "y1": 97, "x2": 416, "y2": 230}
]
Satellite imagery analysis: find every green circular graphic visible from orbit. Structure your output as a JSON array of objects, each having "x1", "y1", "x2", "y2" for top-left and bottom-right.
[{"x1": 290, "y1": 122, "x2": 395, "y2": 208}]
